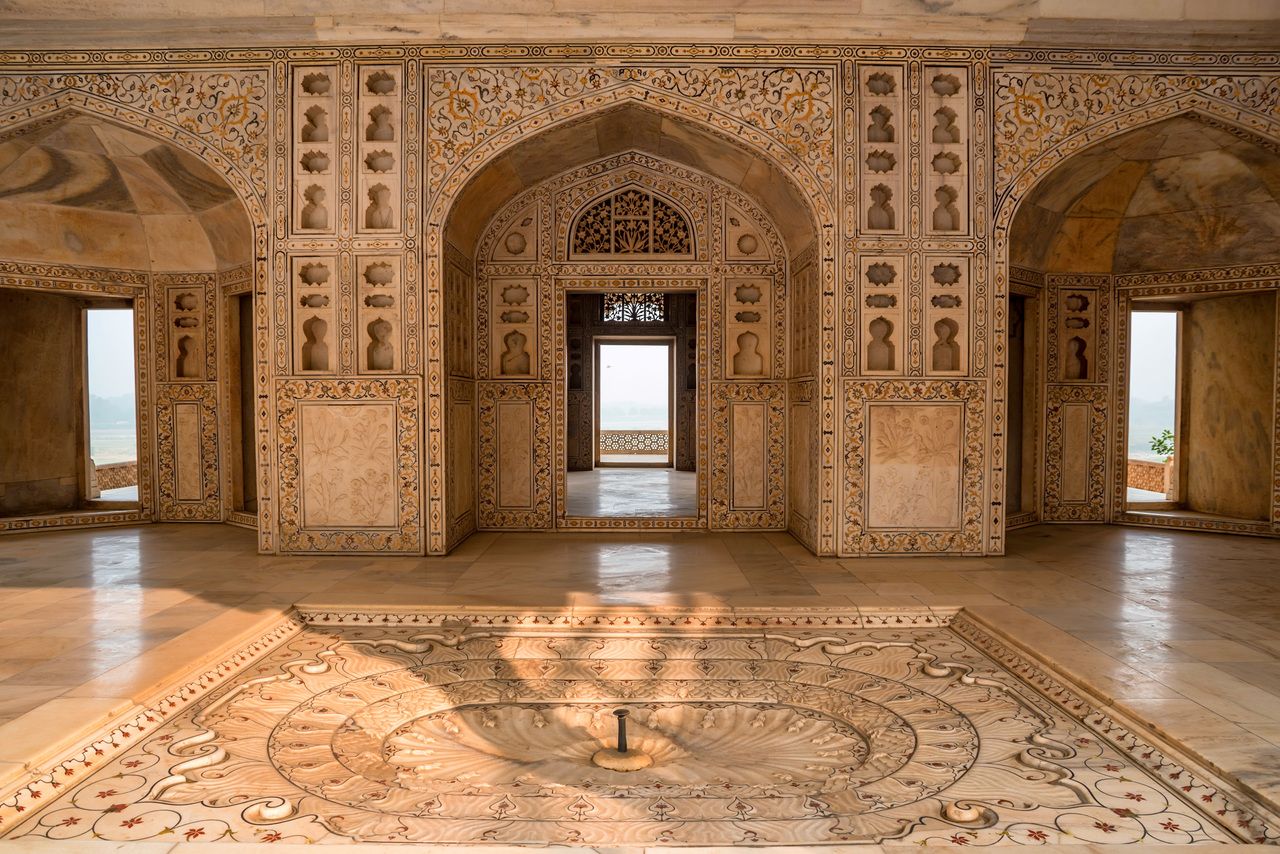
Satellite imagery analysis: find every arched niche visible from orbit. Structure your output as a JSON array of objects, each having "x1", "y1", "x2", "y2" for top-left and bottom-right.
[
  {"x1": 0, "y1": 109, "x2": 258, "y2": 529},
  {"x1": 1003, "y1": 112, "x2": 1280, "y2": 537},
  {"x1": 440, "y1": 108, "x2": 821, "y2": 548}
]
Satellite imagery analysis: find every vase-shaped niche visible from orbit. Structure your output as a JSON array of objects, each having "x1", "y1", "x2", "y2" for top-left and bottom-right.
[
  {"x1": 365, "y1": 184, "x2": 394, "y2": 229},
  {"x1": 932, "y1": 185, "x2": 959, "y2": 232},
  {"x1": 301, "y1": 316, "x2": 329, "y2": 371},
  {"x1": 366, "y1": 318, "x2": 394, "y2": 371},
  {"x1": 1065, "y1": 336, "x2": 1089, "y2": 380},
  {"x1": 301, "y1": 105, "x2": 329, "y2": 142},
  {"x1": 868, "y1": 185, "x2": 895, "y2": 230},
  {"x1": 499, "y1": 329, "x2": 531, "y2": 376},
  {"x1": 867, "y1": 317, "x2": 895, "y2": 371},
  {"x1": 931, "y1": 107, "x2": 960, "y2": 144},
  {"x1": 365, "y1": 106, "x2": 394, "y2": 142},
  {"x1": 932, "y1": 318, "x2": 960, "y2": 372},
  {"x1": 301, "y1": 185, "x2": 329, "y2": 230},
  {"x1": 867, "y1": 105, "x2": 894, "y2": 143},
  {"x1": 175, "y1": 335, "x2": 197, "y2": 378},
  {"x1": 732, "y1": 331, "x2": 764, "y2": 376}
]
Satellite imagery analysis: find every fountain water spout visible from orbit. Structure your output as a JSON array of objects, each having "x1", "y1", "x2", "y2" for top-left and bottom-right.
[{"x1": 591, "y1": 707, "x2": 653, "y2": 771}]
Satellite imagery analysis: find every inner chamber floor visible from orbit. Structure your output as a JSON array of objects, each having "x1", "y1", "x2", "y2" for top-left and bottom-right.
[
  {"x1": 0, "y1": 524, "x2": 1278, "y2": 845},
  {"x1": 565, "y1": 468, "x2": 698, "y2": 517}
]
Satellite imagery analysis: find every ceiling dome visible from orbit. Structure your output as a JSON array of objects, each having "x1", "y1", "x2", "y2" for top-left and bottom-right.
[
  {"x1": 1010, "y1": 116, "x2": 1280, "y2": 275},
  {"x1": 0, "y1": 113, "x2": 250, "y2": 271}
]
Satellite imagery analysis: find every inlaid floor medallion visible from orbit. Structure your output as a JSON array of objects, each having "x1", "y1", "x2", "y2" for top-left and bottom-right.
[{"x1": 2, "y1": 608, "x2": 1275, "y2": 846}]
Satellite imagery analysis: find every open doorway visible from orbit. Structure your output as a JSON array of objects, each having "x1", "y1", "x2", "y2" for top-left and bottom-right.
[
  {"x1": 86, "y1": 306, "x2": 140, "y2": 505},
  {"x1": 226, "y1": 291, "x2": 258, "y2": 515},
  {"x1": 1006, "y1": 290, "x2": 1041, "y2": 525},
  {"x1": 596, "y1": 340, "x2": 672, "y2": 466},
  {"x1": 1126, "y1": 307, "x2": 1180, "y2": 509},
  {"x1": 564, "y1": 292, "x2": 697, "y2": 519}
]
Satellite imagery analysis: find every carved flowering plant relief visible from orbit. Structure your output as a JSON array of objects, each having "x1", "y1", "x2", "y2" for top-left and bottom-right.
[
  {"x1": 300, "y1": 405, "x2": 396, "y2": 528},
  {"x1": 427, "y1": 66, "x2": 835, "y2": 194}
]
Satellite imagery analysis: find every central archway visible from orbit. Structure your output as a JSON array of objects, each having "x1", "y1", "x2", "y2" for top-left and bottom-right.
[{"x1": 435, "y1": 101, "x2": 827, "y2": 552}]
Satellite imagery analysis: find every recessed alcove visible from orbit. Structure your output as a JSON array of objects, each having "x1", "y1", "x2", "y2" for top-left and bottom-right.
[{"x1": 1008, "y1": 113, "x2": 1280, "y2": 531}]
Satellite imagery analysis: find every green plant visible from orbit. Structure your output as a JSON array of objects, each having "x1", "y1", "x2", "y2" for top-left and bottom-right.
[{"x1": 1150, "y1": 428, "x2": 1174, "y2": 459}]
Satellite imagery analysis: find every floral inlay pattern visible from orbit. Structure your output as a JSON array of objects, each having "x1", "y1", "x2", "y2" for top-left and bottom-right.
[
  {"x1": 427, "y1": 66, "x2": 835, "y2": 196},
  {"x1": 0, "y1": 71, "x2": 269, "y2": 196},
  {"x1": 3, "y1": 610, "x2": 1270, "y2": 846}
]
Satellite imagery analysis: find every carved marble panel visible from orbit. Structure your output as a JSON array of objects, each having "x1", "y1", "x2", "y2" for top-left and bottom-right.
[
  {"x1": 925, "y1": 256, "x2": 969, "y2": 376},
  {"x1": 858, "y1": 63, "x2": 905, "y2": 236},
  {"x1": 298, "y1": 403, "x2": 398, "y2": 529},
  {"x1": 356, "y1": 255, "x2": 402, "y2": 374},
  {"x1": 866, "y1": 403, "x2": 963, "y2": 530},
  {"x1": 710, "y1": 382, "x2": 785, "y2": 529},
  {"x1": 477, "y1": 382, "x2": 552, "y2": 530},
  {"x1": 291, "y1": 256, "x2": 338, "y2": 375},
  {"x1": 276, "y1": 379, "x2": 421, "y2": 553},
  {"x1": 843, "y1": 380, "x2": 985, "y2": 554},
  {"x1": 357, "y1": 63, "x2": 403, "y2": 236},
  {"x1": 1043, "y1": 384, "x2": 1108, "y2": 522},
  {"x1": 924, "y1": 65, "x2": 970, "y2": 237},
  {"x1": 860, "y1": 254, "x2": 906, "y2": 376},
  {"x1": 292, "y1": 65, "x2": 338, "y2": 236},
  {"x1": 155, "y1": 383, "x2": 220, "y2": 521}
]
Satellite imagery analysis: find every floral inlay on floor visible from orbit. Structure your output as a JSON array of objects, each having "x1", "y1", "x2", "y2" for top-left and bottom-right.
[{"x1": 1, "y1": 608, "x2": 1276, "y2": 846}]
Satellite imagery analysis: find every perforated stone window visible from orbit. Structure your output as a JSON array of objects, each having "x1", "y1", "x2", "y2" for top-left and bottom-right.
[
  {"x1": 602, "y1": 292, "x2": 665, "y2": 323},
  {"x1": 571, "y1": 189, "x2": 692, "y2": 257}
]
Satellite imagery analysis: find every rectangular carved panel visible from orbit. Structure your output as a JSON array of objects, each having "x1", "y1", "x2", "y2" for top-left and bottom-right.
[
  {"x1": 866, "y1": 403, "x2": 962, "y2": 530},
  {"x1": 298, "y1": 402, "x2": 398, "y2": 529},
  {"x1": 173, "y1": 402, "x2": 203, "y2": 502},
  {"x1": 276, "y1": 379, "x2": 422, "y2": 553},
  {"x1": 477, "y1": 382, "x2": 552, "y2": 529},
  {"x1": 730, "y1": 401, "x2": 767, "y2": 510},
  {"x1": 446, "y1": 378, "x2": 475, "y2": 545},
  {"x1": 496, "y1": 400, "x2": 534, "y2": 509},
  {"x1": 842, "y1": 380, "x2": 985, "y2": 554},
  {"x1": 710, "y1": 382, "x2": 785, "y2": 529},
  {"x1": 1060, "y1": 403, "x2": 1091, "y2": 503},
  {"x1": 155, "y1": 384, "x2": 220, "y2": 521},
  {"x1": 1043, "y1": 384, "x2": 1108, "y2": 522}
]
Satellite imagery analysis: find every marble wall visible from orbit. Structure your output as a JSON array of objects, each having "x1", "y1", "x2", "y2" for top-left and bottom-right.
[
  {"x1": 1184, "y1": 292, "x2": 1277, "y2": 521},
  {"x1": 0, "y1": 47, "x2": 1278, "y2": 550},
  {"x1": 0, "y1": 290, "x2": 84, "y2": 515}
]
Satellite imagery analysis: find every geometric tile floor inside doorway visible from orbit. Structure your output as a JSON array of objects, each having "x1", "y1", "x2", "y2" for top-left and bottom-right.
[{"x1": 2, "y1": 607, "x2": 1276, "y2": 847}]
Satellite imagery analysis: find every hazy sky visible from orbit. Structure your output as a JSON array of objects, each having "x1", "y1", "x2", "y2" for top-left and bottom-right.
[
  {"x1": 599, "y1": 343, "x2": 669, "y2": 429},
  {"x1": 1128, "y1": 311, "x2": 1178, "y2": 402},
  {"x1": 87, "y1": 309, "x2": 136, "y2": 398}
]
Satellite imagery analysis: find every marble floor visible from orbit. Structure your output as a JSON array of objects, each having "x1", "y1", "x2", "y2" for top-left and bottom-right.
[
  {"x1": 564, "y1": 468, "x2": 697, "y2": 517},
  {"x1": 0, "y1": 523, "x2": 1278, "y2": 848}
]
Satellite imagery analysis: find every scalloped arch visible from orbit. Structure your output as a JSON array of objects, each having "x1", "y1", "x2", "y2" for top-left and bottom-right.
[{"x1": 438, "y1": 98, "x2": 824, "y2": 259}]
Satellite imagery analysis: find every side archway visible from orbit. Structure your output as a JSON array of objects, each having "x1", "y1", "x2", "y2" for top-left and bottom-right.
[
  {"x1": 996, "y1": 102, "x2": 1280, "y2": 539},
  {"x1": 0, "y1": 97, "x2": 268, "y2": 534}
]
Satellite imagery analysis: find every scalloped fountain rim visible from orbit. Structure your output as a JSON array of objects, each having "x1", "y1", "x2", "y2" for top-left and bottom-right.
[{"x1": 0, "y1": 605, "x2": 1275, "y2": 847}]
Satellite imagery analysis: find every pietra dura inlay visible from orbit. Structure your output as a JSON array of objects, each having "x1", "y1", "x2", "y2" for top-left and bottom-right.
[{"x1": 2, "y1": 608, "x2": 1275, "y2": 846}]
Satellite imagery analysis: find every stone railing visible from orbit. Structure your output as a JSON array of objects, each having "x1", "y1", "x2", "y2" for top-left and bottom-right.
[
  {"x1": 598, "y1": 430, "x2": 669, "y2": 455},
  {"x1": 1127, "y1": 458, "x2": 1173, "y2": 499},
  {"x1": 95, "y1": 460, "x2": 138, "y2": 490}
]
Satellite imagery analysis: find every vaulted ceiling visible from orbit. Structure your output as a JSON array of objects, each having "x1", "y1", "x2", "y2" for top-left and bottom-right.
[
  {"x1": 0, "y1": 114, "x2": 251, "y2": 271},
  {"x1": 1010, "y1": 116, "x2": 1280, "y2": 275}
]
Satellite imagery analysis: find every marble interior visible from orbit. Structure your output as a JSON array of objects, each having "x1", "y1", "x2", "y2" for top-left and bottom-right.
[{"x1": 2, "y1": 606, "x2": 1275, "y2": 846}]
